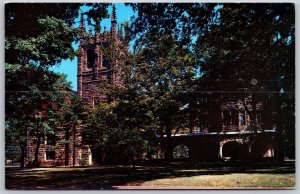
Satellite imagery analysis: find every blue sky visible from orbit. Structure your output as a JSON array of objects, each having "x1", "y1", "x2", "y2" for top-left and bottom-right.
[{"x1": 49, "y1": 3, "x2": 135, "y2": 91}]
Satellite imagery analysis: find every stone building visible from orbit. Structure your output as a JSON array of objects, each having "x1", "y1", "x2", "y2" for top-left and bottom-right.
[
  {"x1": 25, "y1": 89, "x2": 92, "y2": 167},
  {"x1": 189, "y1": 93, "x2": 276, "y2": 133},
  {"x1": 166, "y1": 93, "x2": 278, "y2": 162},
  {"x1": 77, "y1": 6, "x2": 128, "y2": 108},
  {"x1": 25, "y1": 6, "x2": 127, "y2": 167}
]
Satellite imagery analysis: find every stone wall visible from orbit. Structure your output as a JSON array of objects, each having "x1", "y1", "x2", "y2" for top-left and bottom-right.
[
  {"x1": 26, "y1": 128, "x2": 92, "y2": 167},
  {"x1": 161, "y1": 132, "x2": 276, "y2": 162}
]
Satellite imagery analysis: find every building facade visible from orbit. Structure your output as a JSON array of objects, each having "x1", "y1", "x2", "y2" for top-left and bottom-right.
[
  {"x1": 25, "y1": 90, "x2": 92, "y2": 167},
  {"x1": 166, "y1": 93, "x2": 278, "y2": 162}
]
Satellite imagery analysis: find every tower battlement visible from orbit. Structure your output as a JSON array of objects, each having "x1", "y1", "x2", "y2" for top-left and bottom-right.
[{"x1": 77, "y1": 6, "x2": 128, "y2": 108}]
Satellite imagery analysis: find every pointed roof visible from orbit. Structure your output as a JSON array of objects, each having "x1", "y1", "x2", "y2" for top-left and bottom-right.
[
  {"x1": 111, "y1": 4, "x2": 117, "y2": 24},
  {"x1": 80, "y1": 12, "x2": 85, "y2": 28}
]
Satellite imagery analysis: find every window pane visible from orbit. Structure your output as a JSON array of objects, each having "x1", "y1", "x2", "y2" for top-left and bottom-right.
[
  {"x1": 46, "y1": 151, "x2": 55, "y2": 160},
  {"x1": 240, "y1": 113, "x2": 245, "y2": 125}
]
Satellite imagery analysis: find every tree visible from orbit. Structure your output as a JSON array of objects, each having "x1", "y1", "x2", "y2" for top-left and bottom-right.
[
  {"x1": 194, "y1": 4, "x2": 295, "y2": 161},
  {"x1": 83, "y1": 99, "x2": 148, "y2": 168},
  {"x1": 130, "y1": 3, "x2": 217, "y2": 48},
  {"x1": 5, "y1": 3, "x2": 82, "y2": 167},
  {"x1": 128, "y1": 32, "x2": 196, "y2": 160},
  {"x1": 5, "y1": 4, "x2": 81, "y2": 67},
  {"x1": 130, "y1": 3, "x2": 295, "y2": 161},
  {"x1": 56, "y1": 91, "x2": 87, "y2": 166},
  {"x1": 5, "y1": 65, "x2": 71, "y2": 166},
  {"x1": 5, "y1": 3, "x2": 116, "y2": 167},
  {"x1": 128, "y1": 3, "x2": 226, "y2": 161}
]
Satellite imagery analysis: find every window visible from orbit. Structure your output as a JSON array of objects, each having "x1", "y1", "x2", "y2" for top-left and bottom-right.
[
  {"x1": 103, "y1": 59, "x2": 110, "y2": 68},
  {"x1": 46, "y1": 133, "x2": 55, "y2": 145},
  {"x1": 239, "y1": 112, "x2": 245, "y2": 125},
  {"x1": 224, "y1": 111, "x2": 230, "y2": 126},
  {"x1": 45, "y1": 151, "x2": 55, "y2": 160},
  {"x1": 193, "y1": 126, "x2": 201, "y2": 133},
  {"x1": 244, "y1": 98, "x2": 249, "y2": 104},
  {"x1": 200, "y1": 123, "x2": 205, "y2": 131},
  {"x1": 87, "y1": 49, "x2": 96, "y2": 68},
  {"x1": 256, "y1": 114, "x2": 262, "y2": 125},
  {"x1": 232, "y1": 111, "x2": 238, "y2": 125},
  {"x1": 199, "y1": 97, "x2": 208, "y2": 104},
  {"x1": 93, "y1": 98, "x2": 101, "y2": 108},
  {"x1": 173, "y1": 145, "x2": 189, "y2": 159}
]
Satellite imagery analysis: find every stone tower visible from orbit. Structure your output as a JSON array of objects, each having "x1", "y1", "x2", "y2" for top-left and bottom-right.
[{"x1": 77, "y1": 6, "x2": 128, "y2": 108}]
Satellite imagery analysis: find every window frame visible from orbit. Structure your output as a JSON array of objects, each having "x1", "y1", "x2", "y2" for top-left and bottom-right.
[{"x1": 45, "y1": 151, "x2": 55, "y2": 161}]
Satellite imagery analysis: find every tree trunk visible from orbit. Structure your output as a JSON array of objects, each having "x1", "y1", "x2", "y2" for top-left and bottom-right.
[
  {"x1": 20, "y1": 145, "x2": 25, "y2": 168},
  {"x1": 164, "y1": 122, "x2": 173, "y2": 162},
  {"x1": 275, "y1": 106, "x2": 285, "y2": 164},
  {"x1": 189, "y1": 100, "x2": 196, "y2": 133},
  {"x1": 21, "y1": 126, "x2": 30, "y2": 168},
  {"x1": 34, "y1": 122, "x2": 41, "y2": 167},
  {"x1": 273, "y1": 93, "x2": 285, "y2": 163},
  {"x1": 275, "y1": 128, "x2": 285, "y2": 164},
  {"x1": 73, "y1": 125, "x2": 76, "y2": 167},
  {"x1": 130, "y1": 154, "x2": 135, "y2": 170},
  {"x1": 101, "y1": 152, "x2": 106, "y2": 164}
]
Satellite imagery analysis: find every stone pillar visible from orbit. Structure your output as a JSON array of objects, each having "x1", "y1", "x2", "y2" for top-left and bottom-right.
[{"x1": 221, "y1": 111, "x2": 224, "y2": 130}]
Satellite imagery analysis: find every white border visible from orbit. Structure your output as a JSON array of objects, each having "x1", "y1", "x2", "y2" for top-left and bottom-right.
[{"x1": 0, "y1": 0, "x2": 298, "y2": 193}]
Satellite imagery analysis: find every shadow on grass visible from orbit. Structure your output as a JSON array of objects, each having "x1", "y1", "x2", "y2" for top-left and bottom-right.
[{"x1": 5, "y1": 162, "x2": 295, "y2": 190}]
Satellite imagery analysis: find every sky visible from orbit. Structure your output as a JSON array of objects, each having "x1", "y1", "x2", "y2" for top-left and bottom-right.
[{"x1": 49, "y1": 3, "x2": 135, "y2": 91}]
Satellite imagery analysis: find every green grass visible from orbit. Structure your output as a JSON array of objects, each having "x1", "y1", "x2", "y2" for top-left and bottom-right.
[
  {"x1": 141, "y1": 173, "x2": 295, "y2": 188},
  {"x1": 6, "y1": 164, "x2": 295, "y2": 189}
]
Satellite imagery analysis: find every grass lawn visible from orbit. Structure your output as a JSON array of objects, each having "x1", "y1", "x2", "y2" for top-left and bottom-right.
[{"x1": 5, "y1": 163, "x2": 295, "y2": 190}]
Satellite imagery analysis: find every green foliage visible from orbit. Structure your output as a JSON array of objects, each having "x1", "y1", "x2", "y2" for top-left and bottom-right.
[
  {"x1": 130, "y1": 3, "x2": 295, "y2": 160},
  {"x1": 6, "y1": 16, "x2": 80, "y2": 67},
  {"x1": 83, "y1": 97, "x2": 151, "y2": 164},
  {"x1": 5, "y1": 64, "x2": 73, "y2": 166},
  {"x1": 194, "y1": 4, "x2": 295, "y2": 159},
  {"x1": 131, "y1": 32, "x2": 196, "y2": 136},
  {"x1": 57, "y1": 92, "x2": 87, "y2": 127},
  {"x1": 5, "y1": 3, "x2": 80, "y2": 37},
  {"x1": 130, "y1": 3, "x2": 217, "y2": 47},
  {"x1": 5, "y1": 3, "x2": 81, "y2": 67},
  {"x1": 5, "y1": 3, "x2": 84, "y2": 167},
  {"x1": 84, "y1": 3, "x2": 110, "y2": 27},
  {"x1": 129, "y1": 4, "x2": 206, "y2": 159}
]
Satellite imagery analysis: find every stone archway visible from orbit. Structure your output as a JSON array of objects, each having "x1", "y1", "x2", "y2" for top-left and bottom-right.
[
  {"x1": 219, "y1": 138, "x2": 244, "y2": 160},
  {"x1": 251, "y1": 143, "x2": 275, "y2": 159},
  {"x1": 173, "y1": 144, "x2": 189, "y2": 159}
]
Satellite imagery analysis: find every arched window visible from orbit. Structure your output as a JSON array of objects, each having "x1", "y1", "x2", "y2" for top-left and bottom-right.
[
  {"x1": 87, "y1": 49, "x2": 96, "y2": 68},
  {"x1": 46, "y1": 132, "x2": 55, "y2": 145},
  {"x1": 222, "y1": 141, "x2": 241, "y2": 158},
  {"x1": 173, "y1": 144, "x2": 189, "y2": 159},
  {"x1": 103, "y1": 58, "x2": 110, "y2": 68}
]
